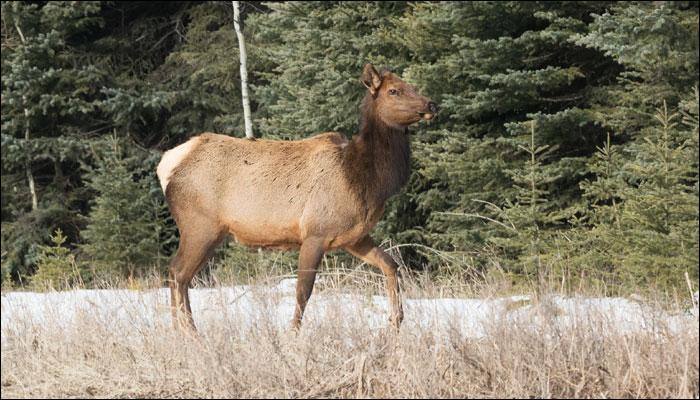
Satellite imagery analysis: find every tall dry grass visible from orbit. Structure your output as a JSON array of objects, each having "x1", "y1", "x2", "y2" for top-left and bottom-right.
[{"x1": 1, "y1": 266, "x2": 698, "y2": 399}]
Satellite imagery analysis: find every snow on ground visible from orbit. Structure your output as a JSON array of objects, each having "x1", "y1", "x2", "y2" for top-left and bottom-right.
[{"x1": 1, "y1": 279, "x2": 698, "y2": 341}]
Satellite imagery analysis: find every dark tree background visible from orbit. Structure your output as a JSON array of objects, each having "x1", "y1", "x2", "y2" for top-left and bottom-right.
[{"x1": 1, "y1": 1, "x2": 697, "y2": 292}]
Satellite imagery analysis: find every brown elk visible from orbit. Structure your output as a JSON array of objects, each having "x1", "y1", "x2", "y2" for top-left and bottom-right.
[{"x1": 157, "y1": 63, "x2": 438, "y2": 331}]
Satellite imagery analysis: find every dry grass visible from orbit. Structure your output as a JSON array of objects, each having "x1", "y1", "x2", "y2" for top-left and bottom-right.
[{"x1": 1, "y1": 268, "x2": 698, "y2": 399}]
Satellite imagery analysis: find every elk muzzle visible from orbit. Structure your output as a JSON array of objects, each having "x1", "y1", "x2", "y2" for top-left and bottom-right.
[{"x1": 420, "y1": 101, "x2": 439, "y2": 120}]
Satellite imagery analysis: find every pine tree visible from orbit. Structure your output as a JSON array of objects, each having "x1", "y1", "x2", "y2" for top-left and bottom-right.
[
  {"x1": 615, "y1": 97, "x2": 699, "y2": 288},
  {"x1": 31, "y1": 228, "x2": 84, "y2": 291},
  {"x1": 484, "y1": 122, "x2": 562, "y2": 284},
  {"x1": 569, "y1": 90, "x2": 699, "y2": 291},
  {"x1": 2, "y1": 1, "x2": 697, "y2": 291},
  {"x1": 1, "y1": 2, "x2": 105, "y2": 279},
  {"x1": 80, "y1": 139, "x2": 173, "y2": 279},
  {"x1": 393, "y1": 2, "x2": 618, "y2": 263},
  {"x1": 157, "y1": 1, "x2": 266, "y2": 144},
  {"x1": 250, "y1": 1, "x2": 411, "y2": 138},
  {"x1": 1, "y1": 1, "x2": 106, "y2": 204},
  {"x1": 575, "y1": 2, "x2": 699, "y2": 139},
  {"x1": 1, "y1": 2, "x2": 190, "y2": 283},
  {"x1": 569, "y1": 131, "x2": 627, "y2": 287},
  {"x1": 569, "y1": 2, "x2": 699, "y2": 291}
]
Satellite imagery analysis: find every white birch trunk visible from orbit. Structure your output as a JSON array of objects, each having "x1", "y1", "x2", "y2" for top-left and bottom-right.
[
  {"x1": 232, "y1": 1, "x2": 254, "y2": 139},
  {"x1": 24, "y1": 105, "x2": 38, "y2": 211},
  {"x1": 15, "y1": 22, "x2": 38, "y2": 210}
]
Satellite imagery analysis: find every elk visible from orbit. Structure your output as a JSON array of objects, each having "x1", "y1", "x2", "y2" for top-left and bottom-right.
[{"x1": 157, "y1": 63, "x2": 438, "y2": 331}]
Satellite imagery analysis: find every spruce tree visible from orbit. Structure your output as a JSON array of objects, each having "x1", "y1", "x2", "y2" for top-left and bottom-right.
[
  {"x1": 615, "y1": 98, "x2": 699, "y2": 288},
  {"x1": 393, "y1": 2, "x2": 619, "y2": 263},
  {"x1": 249, "y1": 1, "x2": 411, "y2": 138},
  {"x1": 1, "y1": 2, "x2": 105, "y2": 279},
  {"x1": 2, "y1": 1, "x2": 697, "y2": 291},
  {"x1": 80, "y1": 139, "x2": 172, "y2": 279},
  {"x1": 31, "y1": 228, "x2": 85, "y2": 290}
]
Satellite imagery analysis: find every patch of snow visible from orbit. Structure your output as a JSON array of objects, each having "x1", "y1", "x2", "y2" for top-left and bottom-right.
[
  {"x1": 272, "y1": 278, "x2": 298, "y2": 295},
  {"x1": 2, "y1": 281, "x2": 698, "y2": 343}
]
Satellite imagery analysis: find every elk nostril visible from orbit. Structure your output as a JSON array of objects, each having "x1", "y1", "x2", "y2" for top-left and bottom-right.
[{"x1": 428, "y1": 102, "x2": 438, "y2": 114}]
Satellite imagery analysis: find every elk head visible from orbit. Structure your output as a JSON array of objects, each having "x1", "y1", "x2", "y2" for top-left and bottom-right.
[{"x1": 360, "y1": 63, "x2": 438, "y2": 129}]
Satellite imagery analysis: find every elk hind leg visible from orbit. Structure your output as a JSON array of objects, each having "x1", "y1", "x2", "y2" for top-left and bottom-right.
[
  {"x1": 169, "y1": 223, "x2": 224, "y2": 331},
  {"x1": 345, "y1": 236, "x2": 404, "y2": 329},
  {"x1": 291, "y1": 238, "x2": 325, "y2": 330}
]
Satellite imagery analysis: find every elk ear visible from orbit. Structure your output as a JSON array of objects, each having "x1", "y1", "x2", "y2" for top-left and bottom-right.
[{"x1": 361, "y1": 63, "x2": 382, "y2": 95}]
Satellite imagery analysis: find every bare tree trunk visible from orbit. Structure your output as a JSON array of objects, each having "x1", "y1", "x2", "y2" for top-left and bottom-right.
[
  {"x1": 232, "y1": 1, "x2": 254, "y2": 139},
  {"x1": 15, "y1": 22, "x2": 38, "y2": 211},
  {"x1": 24, "y1": 105, "x2": 38, "y2": 211}
]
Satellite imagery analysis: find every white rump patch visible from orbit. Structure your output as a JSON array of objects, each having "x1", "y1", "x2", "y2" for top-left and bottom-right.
[{"x1": 156, "y1": 138, "x2": 200, "y2": 192}]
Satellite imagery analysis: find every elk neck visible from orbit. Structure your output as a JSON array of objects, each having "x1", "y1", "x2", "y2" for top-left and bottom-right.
[{"x1": 342, "y1": 94, "x2": 411, "y2": 207}]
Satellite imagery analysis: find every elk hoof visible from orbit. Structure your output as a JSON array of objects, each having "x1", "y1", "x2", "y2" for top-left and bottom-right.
[
  {"x1": 389, "y1": 314, "x2": 404, "y2": 331},
  {"x1": 290, "y1": 318, "x2": 302, "y2": 333}
]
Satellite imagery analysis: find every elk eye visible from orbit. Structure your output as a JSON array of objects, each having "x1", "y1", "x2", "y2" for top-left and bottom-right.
[{"x1": 388, "y1": 89, "x2": 399, "y2": 96}]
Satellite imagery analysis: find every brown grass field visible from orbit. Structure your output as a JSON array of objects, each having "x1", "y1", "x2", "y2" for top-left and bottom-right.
[{"x1": 1, "y1": 263, "x2": 698, "y2": 399}]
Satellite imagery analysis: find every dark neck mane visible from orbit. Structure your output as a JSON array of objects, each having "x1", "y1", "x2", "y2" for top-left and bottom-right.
[{"x1": 343, "y1": 94, "x2": 411, "y2": 206}]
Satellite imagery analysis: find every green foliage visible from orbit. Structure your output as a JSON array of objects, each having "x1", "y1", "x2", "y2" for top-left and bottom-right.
[
  {"x1": 0, "y1": 204, "x2": 84, "y2": 284},
  {"x1": 1, "y1": 1, "x2": 698, "y2": 292},
  {"x1": 1, "y1": 1, "x2": 107, "y2": 168},
  {"x1": 250, "y1": 1, "x2": 411, "y2": 138},
  {"x1": 213, "y1": 241, "x2": 299, "y2": 283},
  {"x1": 30, "y1": 228, "x2": 85, "y2": 291},
  {"x1": 486, "y1": 123, "x2": 561, "y2": 280},
  {"x1": 574, "y1": 1, "x2": 699, "y2": 135},
  {"x1": 159, "y1": 2, "x2": 248, "y2": 140},
  {"x1": 80, "y1": 138, "x2": 174, "y2": 279},
  {"x1": 558, "y1": 90, "x2": 700, "y2": 292},
  {"x1": 386, "y1": 2, "x2": 616, "y2": 259},
  {"x1": 613, "y1": 97, "x2": 699, "y2": 288}
]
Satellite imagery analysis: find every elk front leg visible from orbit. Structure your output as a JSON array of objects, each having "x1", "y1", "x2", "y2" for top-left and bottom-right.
[
  {"x1": 345, "y1": 236, "x2": 404, "y2": 329},
  {"x1": 292, "y1": 238, "x2": 325, "y2": 330}
]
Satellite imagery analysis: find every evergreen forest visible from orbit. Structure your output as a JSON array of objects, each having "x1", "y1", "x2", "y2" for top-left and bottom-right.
[{"x1": 1, "y1": 1, "x2": 698, "y2": 294}]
